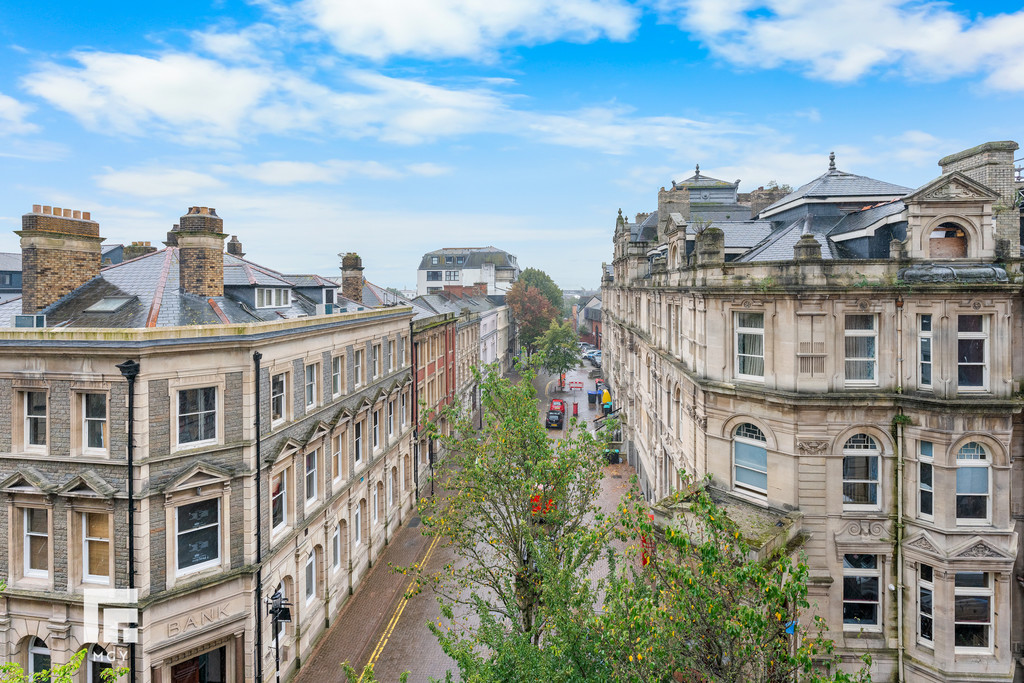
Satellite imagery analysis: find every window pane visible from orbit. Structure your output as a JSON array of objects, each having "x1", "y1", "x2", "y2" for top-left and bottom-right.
[
  {"x1": 956, "y1": 495, "x2": 987, "y2": 519},
  {"x1": 956, "y1": 467, "x2": 988, "y2": 494},
  {"x1": 958, "y1": 315, "x2": 983, "y2": 332},
  {"x1": 29, "y1": 535, "x2": 48, "y2": 571},
  {"x1": 87, "y1": 540, "x2": 109, "y2": 576},
  {"x1": 27, "y1": 392, "x2": 46, "y2": 416},
  {"x1": 736, "y1": 312, "x2": 763, "y2": 329},
  {"x1": 87, "y1": 418, "x2": 105, "y2": 449},
  {"x1": 86, "y1": 513, "x2": 109, "y2": 538},
  {"x1": 843, "y1": 455, "x2": 878, "y2": 480},
  {"x1": 843, "y1": 482, "x2": 877, "y2": 505},
  {"x1": 28, "y1": 508, "x2": 47, "y2": 534},
  {"x1": 179, "y1": 389, "x2": 199, "y2": 414},
  {"x1": 85, "y1": 394, "x2": 106, "y2": 419},
  {"x1": 958, "y1": 339, "x2": 985, "y2": 364},
  {"x1": 919, "y1": 441, "x2": 933, "y2": 458},
  {"x1": 920, "y1": 315, "x2": 931, "y2": 332},
  {"x1": 201, "y1": 387, "x2": 217, "y2": 411},
  {"x1": 734, "y1": 442, "x2": 767, "y2": 471},
  {"x1": 843, "y1": 554, "x2": 877, "y2": 569},
  {"x1": 843, "y1": 576, "x2": 879, "y2": 602},
  {"x1": 845, "y1": 360, "x2": 875, "y2": 381},
  {"x1": 179, "y1": 498, "x2": 218, "y2": 532},
  {"x1": 955, "y1": 624, "x2": 989, "y2": 648},
  {"x1": 955, "y1": 595, "x2": 990, "y2": 623},
  {"x1": 843, "y1": 601, "x2": 877, "y2": 626},
  {"x1": 955, "y1": 572, "x2": 987, "y2": 588},
  {"x1": 845, "y1": 336, "x2": 875, "y2": 359},
  {"x1": 845, "y1": 315, "x2": 874, "y2": 331}
]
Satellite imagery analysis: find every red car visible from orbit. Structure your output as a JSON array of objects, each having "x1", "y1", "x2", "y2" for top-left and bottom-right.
[{"x1": 548, "y1": 399, "x2": 566, "y2": 414}]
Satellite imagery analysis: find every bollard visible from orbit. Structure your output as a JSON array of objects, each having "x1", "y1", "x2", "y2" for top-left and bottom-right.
[{"x1": 573, "y1": 401, "x2": 578, "y2": 417}]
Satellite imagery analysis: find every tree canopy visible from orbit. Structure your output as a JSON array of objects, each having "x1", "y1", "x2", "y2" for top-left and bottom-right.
[
  {"x1": 518, "y1": 268, "x2": 563, "y2": 314},
  {"x1": 537, "y1": 320, "x2": 580, "y2": 383},
  {"x1": 507, "y1": 281, "x2": 559, "y2": 351}
]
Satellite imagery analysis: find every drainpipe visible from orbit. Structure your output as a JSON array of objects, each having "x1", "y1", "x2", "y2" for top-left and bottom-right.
[
  {"x1": 894, "y1": 293, "x2": 906, "y2": 683},
  {"x1": 115, "y1": 360, "x2": 139, "y2": 683},
  {"x1": 411, "y1": 321, "x2": 420, "y2": 502},
  {"x1": 253, "y1": 351, "x2": 265, "y2": 683}
]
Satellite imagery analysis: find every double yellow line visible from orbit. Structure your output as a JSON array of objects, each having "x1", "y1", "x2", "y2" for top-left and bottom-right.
[{"x1": 360, "y1": 534, "x2": 442, "y2": 680}]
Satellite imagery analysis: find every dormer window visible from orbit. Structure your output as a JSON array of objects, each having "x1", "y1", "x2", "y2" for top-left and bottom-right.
[
  {"x1": 324, "y1": 288, "x2": 335, "y2": 305},
  {"x1": 929, "y1": 222, "x2": 967, "y2": 258},
  {"x1": 257, "y1": 288, "x2": 291, "y2": 308}
]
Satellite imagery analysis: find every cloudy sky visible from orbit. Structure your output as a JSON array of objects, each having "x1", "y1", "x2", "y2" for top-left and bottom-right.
[{"x1": 0, "y1": 0, "x2": 1021, "y2": 289}]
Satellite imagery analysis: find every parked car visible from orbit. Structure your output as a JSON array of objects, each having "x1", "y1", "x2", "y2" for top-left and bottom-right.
[
  {"x1": 590, "y1": 351, "x2": 602, "y2": 368},
  {"x1": 545, "y1": 410, "x2": 564, "y2": 429},
  {"x1": 549, "y1": 398, "x2": 566, "y2": 414}
]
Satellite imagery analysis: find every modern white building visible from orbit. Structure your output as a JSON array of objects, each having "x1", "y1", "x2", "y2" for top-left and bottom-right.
[{"x1": 416, "y1": 247, "x2": 520, "y2": 296}]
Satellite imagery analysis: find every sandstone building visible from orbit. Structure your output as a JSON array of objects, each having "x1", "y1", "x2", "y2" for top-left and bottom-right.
[
  {"x1": 0, "y1": 206, "x2": 417, "y2": 682},
  {"x1": 603, "y1": 142, "x2": 1024, "y2": 682}
]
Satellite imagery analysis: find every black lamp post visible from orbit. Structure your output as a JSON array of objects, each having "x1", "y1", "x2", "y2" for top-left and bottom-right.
[
  {"x1": 115, "y1": 359, "x2": 139, "y2": 683},
  {"x1": 267, "y1": 590, "x2": 292, "y2": 683}
]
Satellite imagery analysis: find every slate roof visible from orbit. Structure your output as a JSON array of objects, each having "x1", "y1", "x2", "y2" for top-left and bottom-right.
[
  {"x1": 0, "y1": 248, "x2": 326, "y2": 328},
  {"x1": 736, "y1": 216, "x2": 842, "y2": 262},
  {"x1": 760, "y1": 167, "x2": 912, "y2": 215},
  {"x1": 0, "y1": 253, "x2": 21, "y2": 270},
  {"x1": 694, "y1": 220, "x2": 774, "y2": 248},
  {"x1": 673, "y1": 169, "x2": 736, "y2": 188},
  {"x1": 417, "y1": 246, "x2": 517, "y2": 271},
  {"x1": 828, "y1": 200, "x2": 907, "y2": 237}
]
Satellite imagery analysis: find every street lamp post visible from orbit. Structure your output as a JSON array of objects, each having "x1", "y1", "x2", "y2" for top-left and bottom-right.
[
  {"x1": 115, "y1": 359, "x2": 139, "y2": 683},
  {"x1": 267, "y1": 590, "x2": 292, "y2": 683}
]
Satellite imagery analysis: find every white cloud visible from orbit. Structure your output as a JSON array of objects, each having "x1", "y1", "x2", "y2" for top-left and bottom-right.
[
  {"x1": 665, "y1": 0, "x2": 1024, "y2": 90},
  {"x1": 95, "y1": 168, "x2": 225, "y2": 198},
  {"x1": 301, "y1": 0, "x2": 638, "y2": 60},
  {"x1": 0, "y1": 92, "x2": 38, "y2": 135},
  {"x1": 218, "y1": 159, "x2": 452, "y2": 184}
]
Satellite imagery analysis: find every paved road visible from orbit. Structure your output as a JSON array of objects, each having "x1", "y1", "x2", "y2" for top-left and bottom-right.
[{"x1": 295, "y1": 358, "x2": 633, "y2": 683}]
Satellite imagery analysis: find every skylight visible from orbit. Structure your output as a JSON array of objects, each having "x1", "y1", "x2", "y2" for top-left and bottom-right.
[{"x1": 85, "y1": 297, "x2": 133, "y2": 312}]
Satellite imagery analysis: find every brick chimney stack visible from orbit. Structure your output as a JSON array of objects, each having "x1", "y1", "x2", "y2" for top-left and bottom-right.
[
  {"x1": 123, "y1": 241, "x2": 157, "y2": 261},
  {"x1": 174, "y1": 207, "x2": 227, "y2": 297},
  {"x1": 226, "y1": 235, "x2": 245, "y2": 258},
  {"x1": 18, "y1": 205, "x2": 103, "y2": 313},
  {"x1": 340, "y1": 252, "x2": 364, "y2": 303}
]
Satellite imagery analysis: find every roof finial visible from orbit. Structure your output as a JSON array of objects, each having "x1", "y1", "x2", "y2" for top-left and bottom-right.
[
  {"x1": 617, "y1": 208, "x2": 623, "y2": 218},
  {"x1": 695, "y1": 163, "x2": 700, "y2": 178},
  {"x1": 828, "y1": 151, "x2": 836, "y2": 171}
]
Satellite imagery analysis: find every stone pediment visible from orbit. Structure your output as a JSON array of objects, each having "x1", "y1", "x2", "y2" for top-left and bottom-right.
[
  {"x1": 304, "y1": 420, "x2": 331, "y2": 445},
  {"x1": 57, "y1": 470, "x2": 117, "y2": 499},
  {"x1": 951, "y1": 537, "x2": 1013, "y2": 561},
  {"x1": 272, "y1": 438, "x2": 303, "y2": 465},
  {"x1": 904, "y1": 533, "x2": 940, "y2": 556},
  {"x1": 0, "y1": 467, "x2": 56, "y2": 494},
  {"x1": 904, "y1": 171, "x2": 999, "y2": 204},
  {"x1": 162, "y1": 462, "x2": 232, "y2": 497}
]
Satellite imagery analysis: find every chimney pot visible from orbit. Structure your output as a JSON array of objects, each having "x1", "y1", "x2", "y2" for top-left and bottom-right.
[
  {"x1": 83, "y1": 212, "x2": 90, "y2": 220},
  {"x1": 63, "y1": 208, "x2": 72, "y2": 218},
  {"x1": 42, "y1": 206, "x2": 52, "y2": 215},
  {"x1": 53, "y1": 207, "x2": 61, "y2": 216},
  {"x1": 32, "y1": 204, "x2": 41, "y2": 213},
  {"x1": 73, "y1": 210, "x2": 81, "y2": 219}
]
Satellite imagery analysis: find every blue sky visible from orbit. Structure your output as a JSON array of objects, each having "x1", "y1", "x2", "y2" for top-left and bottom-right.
[{"x1": 0, "y1": 1, "x2": 1021, "y2": 290}]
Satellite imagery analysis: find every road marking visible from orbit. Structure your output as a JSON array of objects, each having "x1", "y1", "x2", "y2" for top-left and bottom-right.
[{"x1": 360, "y1": 533, "x2": 442, "y2": 680}]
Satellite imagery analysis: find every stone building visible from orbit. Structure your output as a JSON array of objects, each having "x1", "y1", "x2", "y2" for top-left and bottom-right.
[
  {"x1": 0, "y1": 206, "x2": 416, "y2": 682},
  {"x1": 603, "y1": 142, "x2": 1024, "y2": 682}
]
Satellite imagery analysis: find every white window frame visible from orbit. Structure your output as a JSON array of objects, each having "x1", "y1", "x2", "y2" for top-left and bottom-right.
[
  {"x1": 954, "y1": 572, "x2": 993, "y2": 653},
  {"x1": 354, "y1": 507, "x2": 362, "y2": 545},
  {"x1": 388, "y1": 469, "x2": 394, "y2": 506},
  {"x1": 305, "y1": 449, "x2": 318, "y2": 505},
  {"x1": 372, "y1": 410, "x2": 380, "y2": 451},
  {"x1": 734, "y1": 312, "x2": 765, "y2": 381},
  {"x1": 401, "y1": 393, "x2": 407, "y2": 426},
  {"x1": 332, "y1": 525, "x2": 342, "y2": 572},
  {"x1": 918, "y1": 441, "x2": 933, "y2": 520},
  {"x1": 844, "y1": 314, "x2": 877, "y2": 385},
  {"x1": 256, "y1": 287, "x2": 291, "y2": 309},
  {"x1": 332, "y1": 433, "x2": 344, "y2": 482},
  {"x1": 175, "y1": 498, "x2": 221, "y2": 576},
  {"x1": 354, "y1": 350, "x2": 363, "y2": 387},
  {"x1": 373, "y1": 345, "x2": 381, "y2": 379},
  {"x1": 388, "y1": 340, "x2": 396, "y2": 371},
  {"x1": 332, "y1": 356, "x2": 342, "y2": 397},
  {"x1": 304, "y1": 364, "x2": 317, "y2": 409},
  {"x1": 82, "y1": 511, "x2": 111, "y2": 585},
  {"x1": 841, "y1": 434, "x2": 880, "y2": 511},
  {"x1": 956, "y1": 314, "x2": 988, "y2": 391},
  {"x1": 24, "y1": 390, "x2": 47, "y2": 452},
  {"x1": 842, "y1": 553, "x2": 881, "y2": 632},
  {"x1": 955, "y1": 442, "x2": 990, "y2": 524},
  {"x1": 82, "y1": 393, "x2": 107, "y2": 454},
  {"x1": 271, "y1": 469, "x2": 288, "y2": 533},
  {"x1": 28, "y1": 638, "x2": 50, "y2": 678},
  {"x1": 372, "y1": 486, "x2": 379, "y2": 524},
  {"x1": 177, "y1": 386, "x2": 218, "y2": 447},
  {"x1": 918, "y1": 564, "x2": 933, "y2": 646},
  {"x1": 919, "y1": 314, "x2": 932, "y2": 389},
  {"x1": 732, "y1": 423, "x2": 768, "y2": 498},
  {"x1": 87, "y1": 645, "x2": 113, "y2": 681},
  {"x1": 23, "y1": 508, "x2": 48, "y2": 579},
  {"x1": 271, "y1": 373, "x2": 287, "y2": 426},
  {"x1": 304, "y1": 552, "x2": 316, "y2": 604},
  {"x1": 388, "y1": 400, "x2": 394, "y2": 436},
  {"x1": 354, "y1": 422, "x2": 363, "y2": 465}
]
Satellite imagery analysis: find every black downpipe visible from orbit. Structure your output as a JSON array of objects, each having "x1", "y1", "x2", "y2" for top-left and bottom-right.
[
  {"x1": 253, "y1": 351, "x2": 265, "y2": 683},
  {"x1": 410, "y1": 321, "x2": 419, "y2": 502},
  {"x1": 115, "y1": 359, "x2": 140, "y2": 683}
]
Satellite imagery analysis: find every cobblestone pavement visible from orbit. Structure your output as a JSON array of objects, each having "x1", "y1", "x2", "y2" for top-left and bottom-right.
[{"x1": 295, "y1": 358, "x2": 636, "y2": 683}]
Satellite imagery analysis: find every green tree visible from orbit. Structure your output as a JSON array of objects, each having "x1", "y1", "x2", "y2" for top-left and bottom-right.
[
  {"x1": 537, "y1": 320, "x2": 580, "y2": 387},
  {"x1": 518, "y1": 268, "x2": 563, "y2": 314},
  {"x1": 595, "y1": 475, "x2": 871, "y2": 683},
  {"x1": 507, "y1": 281, "x2": 559, "y2": 351},
  {"x1": 0, "y1": 647, "x2": 127, "y2": 682},
  {"x1": 402, "y1": 365, "x2": 615, "y2": 675}
]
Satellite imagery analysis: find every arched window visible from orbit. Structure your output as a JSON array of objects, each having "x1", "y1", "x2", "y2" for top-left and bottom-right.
[
  {"x1": 956, "y1": 442, "x2": 989, "y2": 522},
  {"x1": 929, "y1": 221, "x2": 968, "y2": 258},
  {"x1": 733, "y1": 423, "x2": 767, "y2": 496},
  {"x1": 28, "y1": 638, "x2": 49, "y2": 678},
  {"x1": 88, "y1": 644, "x2": 112, "y2": 683},
  {"x1": 842, "y1": 434, "x2": 880, "y2": 509},
  {"x1": 375, "y1": 481, "x2": 385, "y2": 524}
]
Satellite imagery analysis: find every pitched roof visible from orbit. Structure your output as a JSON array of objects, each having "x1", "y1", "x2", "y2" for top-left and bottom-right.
[
  {"x1": 0, "y1": 252, "x2": 22, "y2": 270},
  {"x1": 736, "y1": 216, "x2": 841, "y2": 262},
  {"x1": 759, "y1": 166, "x2": 911, "y2": 216},
  {"x1": 417, "y1": 246, "x2": 518, "y2": 271},
  {"x1": 828, "y1": 200, "x2": 907, "y2": 237}
]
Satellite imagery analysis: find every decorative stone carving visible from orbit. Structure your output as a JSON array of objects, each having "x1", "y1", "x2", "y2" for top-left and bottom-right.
[
  {"x1": 924, "y1": 180, "x2": 982, "y2": 200},
  {"x1": 696, "y1": 415, "x2": 707, "y2": 431},
  {"x1": 857, "y1": 299, "x2": 870, "y2": 311},
  {"x1": 906, "y1": 536, "x2": 938, "y2": 554},
  {"x1": 797, "y1": 440, "x2": 830, "y2": 454},
  {"x1": 844, "y1": 519, "x2": 887, "y2": 537},
  {"x1": 956, "y1": 542, "x2": 1002, "y2": 559},
  {"x1": 742, "y1": 299, "x2": 753, "y2": 309}
]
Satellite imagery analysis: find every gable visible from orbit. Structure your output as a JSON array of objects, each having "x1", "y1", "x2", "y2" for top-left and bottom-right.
[{"x1": 904, "y1": 171, "x2": 1000, "y2": 204}]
